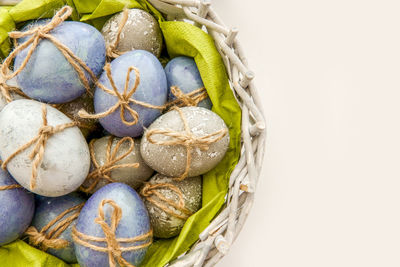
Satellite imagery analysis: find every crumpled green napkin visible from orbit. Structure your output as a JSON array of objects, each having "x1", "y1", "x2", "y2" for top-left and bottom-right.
[{"x1": 0, "y1": 1, "x2": 241, "y2": 266}]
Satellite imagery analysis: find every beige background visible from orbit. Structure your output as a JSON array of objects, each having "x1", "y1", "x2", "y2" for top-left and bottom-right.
[{"x1": 213, "y1": 0, "x2": 400, "y2": 266}]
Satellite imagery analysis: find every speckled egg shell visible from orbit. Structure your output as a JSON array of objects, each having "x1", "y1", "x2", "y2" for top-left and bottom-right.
[
  {"x1": 165, "y1": 56, "x2": 212, "y2": 109},
  {"x1": 57, "y1": 93, "x2": 100, "y2": 138},
  {"x1": 32, "y1": 193, "x2": 86, "y2": 263},
  {"x1": 140, "y1": 107, "x2": 230, "y2": 177},
  {"x1": 82, "y1": 135, "x2": 153, "y2": 193},
  {"x1": 142, "y1": 174, "x2": 202, "y2": 238},
  {"x1": 15, "y1": 20, "x2": 106, "y2": 104},
  {"x1": 102, "y1": 9, "x2": 163, "y2": 57},
  {"x1": 0, "y1": 99, "x2": 90, "y2": 197},
  {"x1": 74, "y1": 183, "x2": 151, "y2": 267},
  {"x1": 0, "y1": 169, "x2": 35, "y2": 245},
  {"x1": 94, "y1": 50, "x2": 168, "y2": 137}
]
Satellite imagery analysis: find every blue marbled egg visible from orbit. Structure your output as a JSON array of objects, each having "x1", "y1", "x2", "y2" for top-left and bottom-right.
[
  {"x1": 15, "y1": 20, "x2": 106, "y2": 104},
  {"x1": 94, "y1": 50, "x2": 167, "y2": 137},
  {"x1": 74, "y1": 183, "x2": 151, "y2": 267},
  {"x1": 165, "y1": 56, "x2": 212, "y2": 109},
  {"x1": 0, "y1": 169, "x2": 34, "y2": 245},
  {"x1": 32, "y1": 193, "x2": 86, "y2": 263}
]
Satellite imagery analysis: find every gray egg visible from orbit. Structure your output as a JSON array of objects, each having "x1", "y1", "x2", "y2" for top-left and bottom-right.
[
  {"x1": 101, "y1": 9, "x2": 163, "y2": 57},
  {"x1": 140, "y1": 107, "x2": 230, "y2": 178},
  {"x1": 141, "y1": 173, "x2": 202, "y2": 238},
  {"x1": 81, "y1": 135, "x2": 154, "y2": 193},
  {"x1": 56, "y1": 93, "x2": 100, "y2": 138}
]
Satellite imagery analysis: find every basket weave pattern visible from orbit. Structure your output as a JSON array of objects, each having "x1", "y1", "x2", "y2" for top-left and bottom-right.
[{"x1": 147, "y1": 0, "x2": 266, "y2": 266}]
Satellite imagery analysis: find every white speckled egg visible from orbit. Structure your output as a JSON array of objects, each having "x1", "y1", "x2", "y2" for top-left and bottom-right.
[
  {"x1": 101, "y1": 9, "x2": 163, "y2": 57},
  {"x1": 140, "y1": 107, "x2": 230, "y2": 177},
  {"x1": 141, "y1": 173, "x2": 202, "y2": 238},
  {"x1": 0, "y1": 99, "x2": 90, "y2": 197}
]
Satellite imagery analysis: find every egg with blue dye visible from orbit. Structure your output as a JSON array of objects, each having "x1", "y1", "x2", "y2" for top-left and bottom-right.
[
  {"x1": 0, "y1": 168, "x2": 34, "y2": 246},
  {"x1": 165, "y1": 56, "x2": 212, "y2": 109},
  {"x1": 94, "y1": 50, "x2": 167, "y2": 137},
  {"x1": 30, "y1": 193, "x2": 86, "y2": 263},
  {"x1": 74, "y1": 183, "x2": 151, "y2": 267},
  {"x1": 14, "y1": 20, "x2": 106, "y2": 104}
]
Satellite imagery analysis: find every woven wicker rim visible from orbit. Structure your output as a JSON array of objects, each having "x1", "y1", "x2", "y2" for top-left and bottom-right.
[{"x1": 146, "y1": 0, "x2": 266, "y2": 266}]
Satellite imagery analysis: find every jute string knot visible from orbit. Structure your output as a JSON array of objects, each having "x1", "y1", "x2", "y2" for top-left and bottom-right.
[
  {"x1": 80, "y1": 136, "x2": 140, "y2": 193},
  {"x1": 1, "y1": 104, "x2": 77, "y2": 190},
  {"x1": 140, "y1": 182, "x2": 193, "y2": 220},
  {"x1": 146, "y1": 106, "x2": 228, "y2": 181},
  {"x1": 72, "y1": 199, "x2": 153, "y2": 267},
  {"x1": 78, "y1": 63, "x2": 164, "y2": 126},
  {"x1": 166, "y1": 86, "x2": 209, "y2": 108},
  {"x1": 25, "y1": 203, "x2": 84, "y2": 251},
  {"x1": 1, "y1": 6, "x2": 98, "y2": 99},
  {"x1": 106, "y1": 8, "x2": 129, "y2": 59}
]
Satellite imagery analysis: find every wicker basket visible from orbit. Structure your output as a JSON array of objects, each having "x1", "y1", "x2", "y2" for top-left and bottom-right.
[
  {"x1": 0, "y1": 0, "x2": 266, "y2": 265},
  {"x1": 144, "y1": 0, "x2": 266, "y2": 266}
]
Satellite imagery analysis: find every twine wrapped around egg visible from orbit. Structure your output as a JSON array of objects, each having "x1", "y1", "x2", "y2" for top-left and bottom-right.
[
  {"x1": 140, "y1": 182, "x2": 193, "y2": 220},
  {"x1": 72, "y1": 199, "x2": 153, "y2": 267},
  {"x1": 78, "y1": 63, "x2": 165, "y2": 126},
  {"x1": 78, "y1": 62, "x2": 209, "y2": 126},
  {"x1": 145, "y1": 106, "x2": 228, "y2": 181},
  {"x1": 25, "y1": 203, "x2": 84, "y2": 251},
  {"x1": 165, "y1": 86, "x2": 209, "y2": 109},
  {"x1": 0, "y1": 104, "x2": 78, "y2": 190},
  {"x1": 105, "y1": 8, "x2": 129, "y2": 59},
  {"x1": 0, "y1": 6, "x2": 98, "y2": 103},
  {"x1": 80, "y1": 136, "x2": 140, "y2": 194},
  {"x1": 0, "y1": 184, "x2": 22, "y2": 190}
]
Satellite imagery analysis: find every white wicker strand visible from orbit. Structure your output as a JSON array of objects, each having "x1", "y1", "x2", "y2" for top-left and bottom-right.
[{"x1": 194, "y1": 0, "x2": 211, "y2": 28}]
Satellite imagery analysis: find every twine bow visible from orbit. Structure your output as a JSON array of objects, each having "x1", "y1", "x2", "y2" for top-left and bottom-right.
[
  {"x1": 1, "y1": 104, "x2": 77, "y2": 190},
  {"x1": 166, "y1": 86, "x2": 208, "y2": 109},
  {"x1": 25, "y1": 203, "x2": 84, "y2": 251},
  {"x1": 106, "y1": 8, "x2": 129, "y2": 59},
  {"x1": 80, "y1": 136, "x2": 140, "y2": 193},
  {"x1": 78, "y1": 63, "x2": 164, "y2": 126},
  {"x1": 0, "y1": 184, "x2": 22, "y2": 191},
  {"x1": 146, "y1": 106, "x2": 228, "y2": 181},
  {"x1": 0, "y1": 6, "x2": 97, "y2": 103},
  {"x1": 141, "y1": 182, "x2": 193, "y2": 220},
  {"x1": 72, "y1": 199, "x2": 153, "y2": 267}
]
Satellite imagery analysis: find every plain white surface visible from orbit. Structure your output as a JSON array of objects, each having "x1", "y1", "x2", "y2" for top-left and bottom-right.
[{"x1": 214, "y1": 0, "x2": 400, "y2": 266}]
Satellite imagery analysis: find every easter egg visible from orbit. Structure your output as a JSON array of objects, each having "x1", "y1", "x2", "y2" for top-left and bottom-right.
[
  {"x1": 27, "y1": 193, "x2": 86, "y2": 263},
  {"x1": 56, "y1": 93, "x2": 100, "y2": 138},
  {"x1": 14, "y1": 20, "x2": 106, "y2": 104},
  {"x1": 140, "y1": 107, "x2": 230, "y2": 177},
  {"x1": 165, "y1": 56, "x2": 212, "y2": 109},
  {"x1": 81, "y1": 135, "x2": 153, "y2": 194},
  {"x1": 94, "y1": 50, "x2": 167, "y2": 137},
  {"x1": 0, "y1": 169, "x2": 34, "y2": 245},
  {"x1": 101, "y1": 9, "x2": 163, "y2": 57},
  {"x1": 0, "y1": 99, "x2": 90, "y2": 197},
  {"x1": 74, "y1": 183, "x2": 152, "y2": 267},
  {"x1": 141, "y1": 174, "x2": 202, "y2": 238}
]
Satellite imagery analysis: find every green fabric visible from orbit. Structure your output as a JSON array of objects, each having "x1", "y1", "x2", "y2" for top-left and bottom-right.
[{"x1": 0, "y1": 1, "x2": 241, "y2": 266}]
